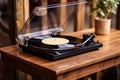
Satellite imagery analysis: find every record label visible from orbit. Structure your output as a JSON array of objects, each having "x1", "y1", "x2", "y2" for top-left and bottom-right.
[{"x1": 42, "y1": 37, "x2": 69, "y2": 45}]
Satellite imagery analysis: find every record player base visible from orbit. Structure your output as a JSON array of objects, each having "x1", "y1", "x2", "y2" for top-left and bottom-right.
[{"x1": 20, "y1": 42, "x2": 102, "y2": 61}]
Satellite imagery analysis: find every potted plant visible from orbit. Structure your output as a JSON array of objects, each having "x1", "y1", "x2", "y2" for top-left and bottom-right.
[{"x1": 92, "y1": 0, "x2": 120, "y2": 35}]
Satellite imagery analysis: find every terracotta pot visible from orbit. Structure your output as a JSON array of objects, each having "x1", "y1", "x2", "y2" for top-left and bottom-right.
[{"x1": 95, "y1": 18, "x2": 111, "y2": 35}]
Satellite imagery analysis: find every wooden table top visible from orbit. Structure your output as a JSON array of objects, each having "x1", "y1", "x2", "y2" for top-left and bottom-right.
[{"x1": 0, "y1": 29, "x2": 120, "y2": 75}]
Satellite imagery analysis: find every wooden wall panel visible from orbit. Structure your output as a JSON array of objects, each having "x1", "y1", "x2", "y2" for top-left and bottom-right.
[
  {"x1": 15, "y1": 0, "x2": 24, "y2": 32},
  {"x1": 74, "y1": 1, "x2": 85, "y2": 31},
  {"x1": 8, "y1": 0, "x2": 16, "y2": 44},
  {"x1": 39, "y1": 0, "x2": 48, "y2": 30},
  {"x1": 116, "y1": 3, "x2": 120, "y2": 30},
  {"x1": 90, "y1": 0, "x2": 96, "y2": 28},
  {"x1": 59, "y1": 0, "x2": 67, "y2": 31},
  {"x1": 24, "y1": 0, "x2": 30, "y2": 22},
  {"x1": 15, "y1": 0, "x2": 29, "y2": 32}
]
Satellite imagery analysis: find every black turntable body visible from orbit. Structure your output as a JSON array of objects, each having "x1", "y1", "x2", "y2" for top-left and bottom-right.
[
  {"x1": 17, "y1": 1, "x2": 102, "y2": 61},
  {"x1": 19, "y1": 33, "x2": 103, "y2": 61}
]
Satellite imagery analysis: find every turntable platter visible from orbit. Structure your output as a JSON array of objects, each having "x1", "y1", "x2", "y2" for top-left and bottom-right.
[{"x1": 41, "y1": 37, "x2": 69, "y2": 45}]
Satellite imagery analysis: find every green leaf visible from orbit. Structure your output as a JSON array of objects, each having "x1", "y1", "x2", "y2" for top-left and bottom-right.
[{"x1": 91, "y1": 0, "x2": 120, "y2": 19}]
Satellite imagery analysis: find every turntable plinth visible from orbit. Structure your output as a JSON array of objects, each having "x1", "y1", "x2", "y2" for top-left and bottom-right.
[{"x1": 1, "y1": 29, "x2": 120, "y2": 80}]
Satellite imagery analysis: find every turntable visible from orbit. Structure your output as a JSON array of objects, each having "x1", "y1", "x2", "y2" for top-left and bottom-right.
[{"x1": 17, "y1": 0, "x2": 103, "y2": 61}]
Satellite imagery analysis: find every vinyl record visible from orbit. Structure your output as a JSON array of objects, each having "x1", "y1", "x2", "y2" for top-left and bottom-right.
[{"x1": 28, "y1": 35, "x2": 82, "y2": 50}]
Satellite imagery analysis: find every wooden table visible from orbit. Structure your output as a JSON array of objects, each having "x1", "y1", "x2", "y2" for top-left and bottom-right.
[{"x1": 0, "y1": 29, "x2": 120, "y2": 80}]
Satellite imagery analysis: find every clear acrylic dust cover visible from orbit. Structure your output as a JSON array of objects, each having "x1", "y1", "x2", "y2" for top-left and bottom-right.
[{"x1": 17, "y1": 0, "x2": 87, "y2": 45}]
